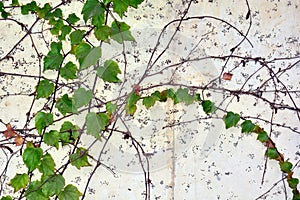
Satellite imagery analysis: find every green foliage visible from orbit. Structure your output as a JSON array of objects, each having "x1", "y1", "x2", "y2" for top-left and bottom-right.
[
  {"x1": 21, "y1": 1, "x2": 38, "y2": 15},
  {"x1": 26, "y1": 181, "x2": 48, "y2": 200},
  {"x1": 60, "y1": 62, "x2": 77, "y2": 80},
  {"x1": 58, "y1": 184, "x2": 82, "y2": 200},
  {"x1": 0, "y1": 196, "x2": 12, "y2": 200},
  {"x1": 280, "y1": 161, "x2": 293, "y2": 173},
  {"x1": 111, "y1": 21, "x2": 135, "y2": 44},
  {"x1": 288, "y1": 178, "x2": 299, "y2": 190},
  {"x1": 257, "y1": 131, "x2": 269, "y2": 143},
  {"x1": 97, "y1": 60, "x2": 121, "y2": 82},
  {"x1": 12, "y1": 0, "x2": 20, "y2": 6},
  {"x1": 94, "y1": 25, "x2": 112, "y2": 41},
  {"x1": 38, "y1": 153, "x2": 55, "y2": 176},
  {"x1": 86, "y1": 112, "x2": 110, "y2": 139},
  {"x1": 35, "y1": 111, "x2": 53, "y2": 135},
  {"x1": 73, "y1": 42, "x2": 91, "y2": 67},
  {"x1": 202, "y1": 100, "x2": 217, "y2": 114},
  {"x1": 224, "y1": 111, "x2": 240, "y2": 129},
  {"x1": 43, "y1": 42, "x2": 64, "y2": 71},
  {"x1": 66, "y1": 13, "x2": 80, "y2": 24},
  {"x1": 111, "y1": 0, "x2": 144, "y2": 17},
  {"x1": 125, "y1": 92, "x2": 141, "y2": 115},
  {"x1": 55, "y1": 94, "x2": 77, "y2": 115},
  {"x1": 106, "y1": 102, "x2": 117, "y2": 114},
  {"x1": 10, "y1": 173, "x2": 29, "y2": 192},
  {"x1": 173, "y1": 88, "x2": 194, "y2": 105},
  {"x1": 241, "y1": 120, "x2": 256, "y2": 133},
  {"x1": 73, "y1": 88, "x2": 93, "y2": 108},
  {"x1": 41, "y1": 175, "x2": 65, "y2": 197},
  {"x1": 43, "y1": 130, "x2": 60, "y2": 149},
  {"x1": 36, "y1": 80, "x2": 55, "y2": 99},
  {"x1": 23, "y1": 146, "x2": 43, "y2": 172},
  {"x1": 80, "y1": 46, "x2": 102, "y2": 70},
  {"x1": 60, "y1": 121, "x2": 80, "y2": 145},
  {"x1": 70, "y1": 30, "x2": 85, "y2": 45},
  {"x1": 81, "y1": 0, "x2": 105, "y2": 27},
  {"x1": 69, "y1": 147, "x2": 91, "y2": 169},
  {"x1": 266, "y1": 148, "x2": 279, "y2": 159}
]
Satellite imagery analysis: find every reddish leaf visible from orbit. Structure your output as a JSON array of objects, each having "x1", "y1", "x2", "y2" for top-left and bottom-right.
[
  {"x1": 223, "y1": 72, "x2": 233, "y2": 80},
  {"x1": 4, "y1": 123, "x2": 17, "y2": 139},
  {"x1": 15, "y1": 135, "x2": 24, "y2": 146}
]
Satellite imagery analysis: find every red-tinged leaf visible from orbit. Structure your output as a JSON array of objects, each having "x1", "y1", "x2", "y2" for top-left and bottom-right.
[
  {"x1": 223, "y1": 72, "x2": 233, "y2": 80},
  {"x1": 15, "y1": 135, "x2": 24, "y2": 146},
  {"x1": 4, "y1": 123, "x2": 17, "y2": 139}
]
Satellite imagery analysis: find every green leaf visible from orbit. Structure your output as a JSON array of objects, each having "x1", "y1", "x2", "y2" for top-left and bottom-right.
[
  {"x1": 73, "y1": 88, "x2": 93, "y2": 109},
  {"x1": 1, "y1": 11, "x2": 10, "y2": 19},
  {"x1": 94, "y1": 25, "x2": 111, "y2": 41},
  {"x1": 125, "y1": 92, "x2": 141, "y2": 115},
  {"x1": 38, "y1": 153, "x2": 55, "y2": 176},
  {"x1": 86, "y1": 112, "x2": 110, "y2": 139},
  {"x1": 266, "y1": 148, "x2": 279, "y2": 159},
  {"x1": 172, "y1": 88, "x2": 194, "y2": 105},
  {"x1": 66, "y1": 13, "x2": 80, "y2": 24},
  {"x1": 80, "y1": 46, "x2": 102, "y2": 70},
  {"x1": 111, "y1": 20, "x2": 135, "y2": 44},
  {"x1": 73, "y1": 42, "x2": 91, "y2": 66},
  {"x1": 60, "y1": 61, "x2": 77, "y2": 80},
  {"x1": 194, "y1": 93, "x2": 201, "y2": 101},
  {"x1": 81, "y1": 0, "x2": 105, "y2": 27},
  {"x1": 280, "y1": 161, "x2": 293, "y2": 173},
  {"x1": 26, "y1": 181, "x2": 48, "y2": 200},
  {"x1": 112, "y1": 0, "x2": 144, "y2": 17},
  {"x1": 36, "y1": 80, "x2": 55, "y2": 99},
  {"x1": 69, "y1": 148, "x2": 91, "y2": 169},
  {"x1": 106, "y1": 102, "x2": 117, "y2": 114},
  {"x1": 21, "y1": 1, "x2": 37, "y2": 15},
  {"x1": 143, "y1": 96, "x2": 156, "y2": 109},
  {"x1": 224, "y1": 111, "x2": 240, "y2": 129},
  {"x1": 96, "y1": 60, "x2": 121, "y2": 82},
  {"x1": 23, "y1": 146, "x2": 43, "y2": 172},
  {"x1": 202, "y1": 100, "x2": 217, "y2": 114},
  {"x1": 60, "y1": 121, "x2": 80, "y2": 141},
  {"x1": 164, "y1": 88, "x2": 175, "y2": 99},
  {"x1": 293, "y1": 190, "x2": 300, "y2": 200},
  {"x1": 11, "y1": 0, "x2": 19, "y2": 6},
  {"x1": 10, "y1": 173, "x2": 29, "y2": 192},
  {"x1": 42, "y1": 174, "x2": 65, "y2": 197},
  {"x1": 288, "y1": 178, "x2": 299, "y2": 189},
  {"x1": 59, "y1": 25, "x2": 72, "y2": 40},
  {"x1": 43, "y1": 130, "x2": 60, "y2": 149},
  {"x1": 55, "y1": 94, "x2": 77, "y2": 116},
  {"x1": 0, "y1": 196, "x2": 13, "y2": 200},
  {"x1": 151, "y1": 91, "x2": 167, "y2": 102},
  {"x1": 241, "y1": 120, "x2": 256, "y2": 133},
  {"x1": 0, "y1": 2, "x2": 3, "y2": 12},
  {"x1": 58, "y1": 184, "x2": 82, "y2": 200},
  {"x1": 43, "y1": 42, "x2": 63, "y2": 71},
  {"x1": 35, "y1": 111, "x2": 53, "y2": 135},
  {"x1": 37, "y1": 3, "x2": 52, "y2": 19},
  {"x1": 257, "y1": 131, "x2": 269, "y2": 143},
  {"x1": 53, "y1": 8, "x2": 62, "y2": 18},
  {"x1": 70, "y1": 30, "x2": 85, "y2": 46}
]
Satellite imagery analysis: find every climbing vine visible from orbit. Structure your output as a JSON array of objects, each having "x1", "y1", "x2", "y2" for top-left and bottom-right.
[{"x1": 0, "y1": 0, "x2": 299, "y2": 199}]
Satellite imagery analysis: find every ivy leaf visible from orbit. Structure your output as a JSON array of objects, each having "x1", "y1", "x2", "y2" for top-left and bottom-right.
[
  {"x1": 42, "y1": 174, "x2": 65, "y2": 197},
  {"x1": 38, "y1": 153, "x2": 55, "y2": 176},
  {"x1": 194, "y1": 93, "x2": 201, "y2": 101},
  {"x1": 11, "y1": 0, "x2": 20, "y2": 6},
  {"x1": 143, "y1": 96, "x2": 156, "y2": 109},
  {"x1": 23, "y1": 146, "x2": 43, "y2": 172},
  {"x1": 257, "y1": 131, "x2": 269, "y2": 143},
  {"x1": 0, "y1": 196, "x2": 13, "y2": 200},
  {"x1": 55, "y1": 94, "x2": 77, "y2": 116},
  {"x1": 1, "y1": 11, "x2": 10, "y2": 19},
  {"x1": 66, "y1": 13, "x2": 80, "y2": 24},
  {"x1": 69, "y1": 147, "x2": 91, "y2": 169},
  {"x1": 60, "y1": 121, "x2": 80, "y2": 143},
  {"x1": 36, "y1": 80, "x2": 55, "y2": 99},
  {"x1": 241, "y1": 120, "x2": 256, "y2": 133},
  {"x1": 37, "y1": 3, "x2": 52, "y2": 19},
  {"x1": 164, "y1": 88, "x2": 175, "y2": 99},
  {"x1": 60, "y1": 61, "x2": 77, "y2": 80},
  {"x1": 43, "y1": 130, "x2": 60, "y2": 149},
  {"x1": 70, "y1": 30, "x2": 85, "y2": 46},
  {"x1": 125, "y1": 92, "x2": 141, "y2": 115},
  {"x1": 21, "y1": 1, "x2": 37, "y2": 15},
  {"x1": 80, "y1": 46, "x2": 102, "y2": 70},
  {"x1": 85, "y1": 112, "x2": 110, "y2": 139},
  {"x1": 280, "y1": 161, "x2": 293, "y2": 173},
  {"x1": 43, "y1": 42, "x2": 63, "y2": 71},
  {"x1": 224, "y1": 111, "x2": 240, "y2": 129},
  {"x1": 96, "y1": 60, "x2": 121, "y2": 83},
  {"x1": 73, "y1": 88, "x2": 93, "y2": 108},
  {"x1": 35, "y1": 112, "x2": 53, "y2": 135},
  {"x1": 59, "y1": 25, "x2": 72, "y2": 40},
  {"x1": 112, "y1": 0, "x2": 143, "y2": 17},
  {"x1": 52, "y1": 8, "x2": 62, "y2": 18},
  {"x1": 173, "y1": 88, "x2": 194, "y2": 105},
  {"x1": 94, "y1": 25, "x2": 111, "y2": 41},
  {"x1": 202, "y1": 100, "x2": 217, "y2": 114},
  {"x1": 73, "y1": 42, "x2": 91, "y2": 67},
  {"x1": 111, "y1": 21, "x2": 135, "y2": 44},
  {"x1": 10, "y1": 173, "x2": 29, "y2": 192},
  {"x1": 26, "y1": 181, "x2": 48, "y2": 200},
  {"x1": 288, "y1": 178, "x2": 299, "y2": 189},
  {"x1": 81, "y1": 0, "x2": 105, "y2": 27},
  {"x1": 106, "y1": 102, "x2": 117, "y2": 114},
  {"x1": 266, "y1": 148, "x2": 279, "y2": 159},
  {"x1": 58, "y1": 184, "x2": 82, "y2": 200}
]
